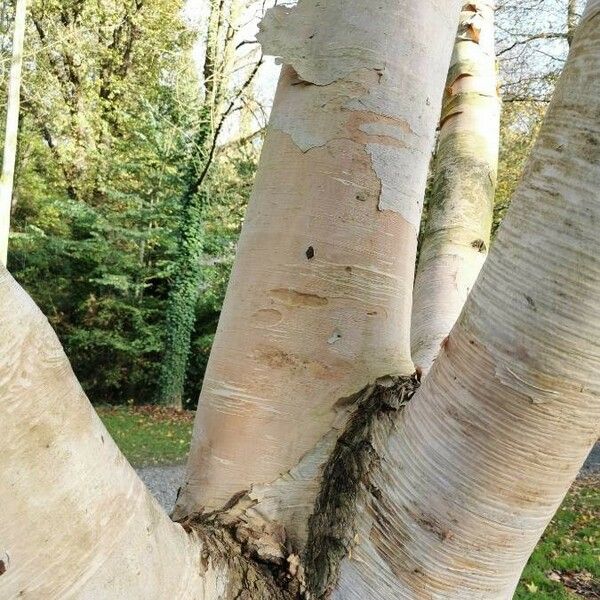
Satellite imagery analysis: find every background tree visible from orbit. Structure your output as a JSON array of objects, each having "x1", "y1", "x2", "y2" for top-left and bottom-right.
[
  {"x1": 0, "y1": 0, "x2": 26, "y2": 265},
  {"x1": 3, "y1": 0, "x2": 266, "y2": 405},
  {"x1": 156, "y1": 0, "x2": 266, "y2": 409},
  {"x1": 494, "y1": 0, "x2": 582, "y2": 229}
]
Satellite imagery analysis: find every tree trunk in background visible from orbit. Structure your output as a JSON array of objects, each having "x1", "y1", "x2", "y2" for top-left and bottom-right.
[
  {"x1": 336, "y1": 4, "x2": 600, "y2": 595},
  {"x1": 568, "y1": 0, "x2": 579, "y2": 46},
  {"x1": 155, "y1": 121, "x2": 211, "y2": 409},
  {"x1": 156, "y1": 0, "x2": 239, "y2": 408},
  {"x1": 411, "y1": 1, "x2": 500, "y2": 375},
  {"x1": 174, "y1": 0, "x2": 463, "y2": 538},
  {"x1": 0, "y1": 0, "x2": 27, "y2": 266}
]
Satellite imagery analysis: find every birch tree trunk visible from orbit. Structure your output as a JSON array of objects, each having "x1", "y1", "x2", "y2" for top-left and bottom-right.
[
  {"x1": 411, "y1": 1, "x2": 500, "y2": 374},
  {"x1": 0, "y1": 0, "x2": 27, "y2": 266},
  {"x1": 568, "y1": 0, "x2": 579, "y2": 46},
  {"x1": 0, "y1": 265, "x2": 303, "y2": 599},
  {"x1": 0, "y1": 267, "x2": 208, "y2": 598},
  {"x1": 174, "y1": 0, "x2": 463, "y2": 536},
  {"x1": 2, "y1": 1, "x2": 600, "y2": 599},
  {"x1": 334, "y1": 4, "x2": 600, "y2": 596}
]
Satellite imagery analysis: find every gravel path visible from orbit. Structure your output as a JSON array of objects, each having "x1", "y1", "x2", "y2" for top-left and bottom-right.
[
  {"x1": 136, "y1": 464, "x2": 185, "y2": 513},
  {"x1": 138, "y1": 443, "x2": 600, "y2": 512},
  {"x1": 582, "y1": 442, "x2": 600, "y2": 475}
]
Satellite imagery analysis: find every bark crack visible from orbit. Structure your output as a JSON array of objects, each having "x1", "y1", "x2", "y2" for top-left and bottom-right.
[{"x1": 303, "y1": 373, "x2": 420, "y2": 598}]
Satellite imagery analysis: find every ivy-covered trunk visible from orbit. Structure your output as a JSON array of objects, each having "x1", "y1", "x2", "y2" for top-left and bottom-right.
[
  {"x1": 156, "y1": 0, "x2": 239, "y2": 407},
  {"x1": 156, "y1": 167, "x2": 209, "y2": 407}
]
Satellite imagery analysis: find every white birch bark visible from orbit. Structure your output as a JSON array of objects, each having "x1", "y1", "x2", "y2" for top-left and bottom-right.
[
  {"x1": 0, "y1": 0, "x2": 27, "y2": 266},
  {"x1": 411, "y1": 1, "x2": 500, "y2": 375},
  {"x1": 568, "y1": 0, "x2": 579, "y2": 46},
  {"x1": 4, "y1": 2, "x2": 600, "y2": 599},
  {"x1": 0, "y1": 267, "x2": 217, "y2": 599},
  {"x1": 0, "y1": 268, "x2": 307, "y2": 599},
  {"x1": 174, "y1": 0, "x2": 464, "y2": 536},
  {"x1": 336, "y1": 3, "x2": 600, "y2": 595}
]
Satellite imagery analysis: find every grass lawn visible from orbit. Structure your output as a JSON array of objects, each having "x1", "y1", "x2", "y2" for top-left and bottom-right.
[
  {"x1": 97, "y1": 405, "x2": 599, "y2": 598},
  {"x1": 97, "y1": 404, "x2": 194, "y2": 466}
]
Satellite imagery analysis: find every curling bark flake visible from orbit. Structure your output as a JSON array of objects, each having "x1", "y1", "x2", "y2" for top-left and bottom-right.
[
  {"x1": 173, "y1": 0, "x2": 463, "y2": 538},
  {"x1": 411, "y1": 1, "x2": 500, "y2": 374}
]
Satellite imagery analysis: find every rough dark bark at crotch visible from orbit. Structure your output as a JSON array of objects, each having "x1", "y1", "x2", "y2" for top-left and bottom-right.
[
  {"x1": 304, "y1": 373, "x2": 420, "y2": 598},
  {"x1": 179, "y1": 373, "x2": 420, "y2": 600}
]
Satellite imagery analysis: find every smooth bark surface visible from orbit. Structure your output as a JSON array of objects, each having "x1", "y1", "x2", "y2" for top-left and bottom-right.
[
  {"x1": 411, "y1": 1, "x2": 500, "y2": 374},
  {"x1": 174, "y1": 0, "x2": 463, "y2": 537},
  {"x1": 336, "y1": 4, "x2": 600, "y2": 596},
  {"x1": 0, "y1": 266, "x2": 208, "y2": 598},
  {"x1": 0, "y1": 0, "x2": 27, "y2": 266}
]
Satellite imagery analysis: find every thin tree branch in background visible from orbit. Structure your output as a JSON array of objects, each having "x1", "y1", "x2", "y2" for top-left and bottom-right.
[
  {"x1": 191, "y1": 53, "x2": 264, "y2": 197},
  {"x1": 497, "y1": 31, "x2": 567, "y2": 56}
]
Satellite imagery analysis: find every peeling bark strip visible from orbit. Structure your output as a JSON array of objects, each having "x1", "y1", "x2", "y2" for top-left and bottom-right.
[{"x1": 304, "y1": 375, "x2": 420, "y2": 598}]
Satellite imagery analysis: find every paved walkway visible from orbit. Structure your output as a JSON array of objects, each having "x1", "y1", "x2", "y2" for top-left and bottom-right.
[
  {"x1": 582, "y1": 441, "x2": 600, "y2": 475},
  {"x1": 137, "y1": 464, "x2": 185, "y2": 513}
]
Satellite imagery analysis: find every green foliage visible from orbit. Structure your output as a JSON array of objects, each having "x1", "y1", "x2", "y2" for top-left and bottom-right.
[
  {"x1": 155, "y1": 0, "x2": 254, "y2": 407},
  {"x1": 6, "y1": 0, "x2": 258, "y2": 405},
  {"x1": 10, "y1": 184, "x2": 173, "y2": 402},
  {"x1": 494, "y1": 101, "x2": 546, "y2": 235},
  {"x1": 158, "y1": 142, "x2": 259, "y2": 407},
  {"x1": 10, "y1": 138, "x2": 257, "y2": 405},
  {"x1": 516, "y1": 478, "x2": 600, "y2": 599}
]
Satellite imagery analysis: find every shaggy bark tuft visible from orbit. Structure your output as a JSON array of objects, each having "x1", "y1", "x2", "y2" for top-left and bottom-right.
[{"x1": 180, "y1": 492, "x2": 306, "y2": 599}]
